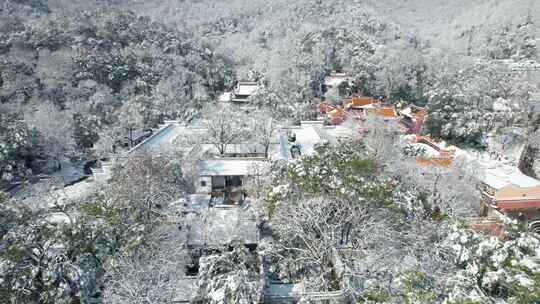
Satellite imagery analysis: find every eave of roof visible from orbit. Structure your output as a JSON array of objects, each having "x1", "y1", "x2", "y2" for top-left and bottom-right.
[{"x1": 198, "y1": 158, "x2": 268, "y2": 176}]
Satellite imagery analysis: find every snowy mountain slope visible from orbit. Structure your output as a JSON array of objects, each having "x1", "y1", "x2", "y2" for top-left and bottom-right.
[{"x1": 366, "y1": 0, "x2": 539, "y2": 59}]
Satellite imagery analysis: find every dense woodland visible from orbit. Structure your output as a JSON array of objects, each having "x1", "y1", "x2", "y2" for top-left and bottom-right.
[
  {"x1": 1, "y1": 0, "x2": 539, "y2": 186},
  {"x1": 1, "y1": 0, "x2": 540, "y2": 303}
]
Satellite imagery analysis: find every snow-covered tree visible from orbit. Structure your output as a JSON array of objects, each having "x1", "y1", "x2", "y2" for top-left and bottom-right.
[
  {"x1": 246, "y1": 110, "x2": 277, "y2": 158},
  {"x1": 25, "y1": 101, "x2": 75, "y2": 169},
  {"x1": 0, "y1": 113, "x2": 37, "y2": 185},
  {"x1": 199, "y1": 104, "x2": 249, "y2": 155},
  {"x1": 192, "y1": 246, "x2": 263, "y2": 304},
  {"x1": 104, "y1": 227, "x2": 192, "y2": 304},
  {"x1": 443, "y1": 223, "x2": 540, "y2": 303},
  {"x1": 107, "y1": 152, "x2": 188, "y2": 231},
  {"x1": 268, "y1": 196, "x2": 374, "y2": 291}
]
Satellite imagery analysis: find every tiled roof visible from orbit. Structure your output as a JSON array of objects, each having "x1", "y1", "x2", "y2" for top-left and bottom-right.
[
  {"x1": 324, "y1": 73, "x2": 351, "y2": 87},
  {"x1": 350, "y1": 97, "x2": 377, "y2": 107},
  {"x1": 416, "y1": 157, "x2": 453, "y2": 167},
  {"x1": 199, "y1": 159, "x2": 268, "y2": 176},
  {"x1": 234, "y1": 82, "x2": 259, "y2": 96},
  {"x1": 480, "y1": 164, "x2": 540, "y2": 190},
  {"x1": 367, "y1": 107, "x2": 397, "y2": 118},
  {"x1": 399, "y1": 106, "x2": 428, "y2": 121}
]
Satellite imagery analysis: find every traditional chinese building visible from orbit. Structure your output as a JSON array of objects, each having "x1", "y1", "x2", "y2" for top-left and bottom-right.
[
  {"x1": 398, "y1": 105, "x2": 427, "y2": 134},
  {"x1": 478, "y1": 164, "x2": 540, "y2": 230},
  {"x1": 231, "y1": 82, "x2": 259, "y2": 103},
  {"x1": 366, "y1": 107, "x2": 398, "y2": 120}
]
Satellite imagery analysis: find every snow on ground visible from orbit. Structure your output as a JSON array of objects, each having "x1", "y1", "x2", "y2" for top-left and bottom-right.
[
  {"x1": 50, "y1": 177, "x2": 101, "y2": 207},
  {"x1": 10, "y1": 174, "x2": 101, "y2": 210},
  {"x1": 266, "y1": 282, "x2": 304, "y2": 298},
  {"x1": 484, "y1": 128, "x2": 527, "y2": 166},
  {"x1": 288, "y1": 122, "x2": 326, "y2": 155},
  {"x1": 492, "y1": 98, "x2": 512, "y2": 112},
  {"x1": 185, "y1": 202, "x2": 258, "y2": 247},
  {"x1": 173, "y1": 277, "x2": 197, "y2": 302},
  {"x1": 43, "y1": 212, "x2": 73, "y2": 225}
]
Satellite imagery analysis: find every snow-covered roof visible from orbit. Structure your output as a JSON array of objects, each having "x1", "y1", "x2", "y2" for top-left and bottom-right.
[
  {"x1": 126, "y1": 129, "x2": 152, "y2": 141},
  {"x1": 43, "y1": 212, "x2": 72, "y2": 224},
  {"x1": 128, "y1": 120, "x2": 351, "y2": 163},
  {"x1": 445, "y1": 145, "x2": 469, "y2": 159},
  {"x1": 479, "y1": 163, "x2": 540, "y2": 190},
  {"x1": 398, "y1": 105, "x2": 427, "y2": 118},
  {"x1": 272, "y1": 121, "x2": 354, "y2": 160},
  {"x1": 206, "y1": 206, "x2": 258, "y2": 245},
  {"x1": 399, "y1": 107, "x2": 414, "y2": 118},
  {"x1": 199, "y1": 159, "x2": 268, "y2": 176},
  {"x1": 358, "y1": 103, "x2": 378, "y2": 109},
  {"x1": 128, "y1": 122, "x2": 206, "y2": 155},
  {"x1": 323, "y1": 125, "x2": 355, "y2": 142},
  {"x1": 187, "y1": 204, "x2": 258, "y2": 246},
  {"x1": 234, "y1": 82, "x2": 259, "y2": 96},
  {"x1": 218, "y1": 92, "x2": 232, "y2": 102},
  {"x1": 324, "y1": 73, "x2": 350, "y2": 88},
  {"x1": 412, "y1": 143, "x2": 440, "y2": 157},
  {"x1": 266, "y1": 283, "x2": 304, "y2": 298},
  {"x1": 285, "y1": 121, "x2": 325, "y2": 156}
]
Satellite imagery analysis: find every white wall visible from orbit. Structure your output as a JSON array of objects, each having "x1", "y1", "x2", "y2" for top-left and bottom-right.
[{"x1": 196, "y1": 176, "x2": 212, "y2": 193}]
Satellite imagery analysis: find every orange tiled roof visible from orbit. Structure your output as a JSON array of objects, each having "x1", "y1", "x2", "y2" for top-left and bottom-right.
[
  {"x1": 329, "y1": 108, "x2": 345, "y2": 118},
  {"x1": 350, "y1": 97, "x2": 377, "y2": 107},
  {"x1": 328, "y1": 107, "x2": 347, "y2": 125},
  {"x1": 368, "y1": 107, "x2": 398, "y2": 119},
  {"x1": 381, "y1": 107, "x2": 397, "y2": 118},
  {"x1": 416, "y1": 157, "x2": 453, "y2": 167},
  {"x1": 439, "y1": 149, "x2": 456, "y2": 158}
]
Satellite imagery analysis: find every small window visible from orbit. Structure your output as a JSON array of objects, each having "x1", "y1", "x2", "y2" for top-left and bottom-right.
[{"x1": 201, "y1": 180, "x2": 207, "y2": 187}]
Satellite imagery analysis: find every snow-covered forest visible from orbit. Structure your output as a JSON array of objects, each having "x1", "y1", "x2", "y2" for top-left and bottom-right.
[{"x1": 1, "y1": 0, "x2": 539, "y2": 303}]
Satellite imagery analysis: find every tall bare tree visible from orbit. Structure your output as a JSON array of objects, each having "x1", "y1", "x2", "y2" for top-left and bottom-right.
[
  {"x1": 248, "y1": 110, "x2": 277, "y2": 158},
  {"x1": 200, "y1": 104, "x2": 247, "y2": 155},
  {"x1": 361, "y1": 114, "x2": 402, "y2": 166},
  {"x1": 25, "y1": 101, "x2": 75, "y2": 168},
  {"x1": 104, "y1": 226, "x2": 192, "y2": 304},
  {"x1": 269, "y1": 197, "x2": 374, "y2": 291},
  {"x1": 108, "y1": 152, "x2": 188, "y2": 229}
]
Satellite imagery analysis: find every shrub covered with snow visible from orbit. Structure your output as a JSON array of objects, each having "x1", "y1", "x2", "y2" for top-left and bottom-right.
[
  {"x1": 192, "y1": 246, "x2": 262, "y2": 304},
  {"x1": 443, "y1": 223, "x2": 540, "y2": 303},
  {"x1": 285, "y1": 140, "x2": 394, "y2": 209}
]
